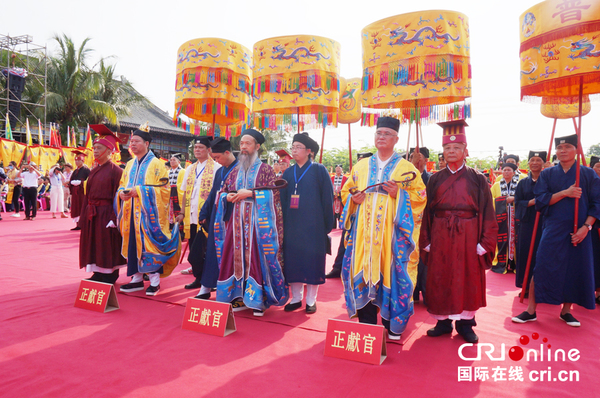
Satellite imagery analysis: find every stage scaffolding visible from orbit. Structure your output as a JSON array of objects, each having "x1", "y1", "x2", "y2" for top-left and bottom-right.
[{"x1": 0, "y1": 33, "x2": 47, "y2": 142}]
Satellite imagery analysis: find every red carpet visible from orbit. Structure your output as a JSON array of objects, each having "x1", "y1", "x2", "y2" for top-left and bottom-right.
[{"x1": 1, "y1": 211, "x2": 599, "y2": 397}]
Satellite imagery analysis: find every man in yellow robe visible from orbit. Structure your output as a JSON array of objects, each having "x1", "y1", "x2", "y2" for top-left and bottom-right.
[
  {"x1": 341, "y1": 116, "x2": 426, "y2": 340},
  {"x1": 116, "y1": 125, "x2": 181, "y2": 296}
]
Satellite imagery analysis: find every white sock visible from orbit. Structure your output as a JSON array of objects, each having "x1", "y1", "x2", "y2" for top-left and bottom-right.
[
  {"x1": 290, "y1": 283, "x2": 304, "y2": 304},
  {"x1": 148, "y1": 272, "x2": 161, "y2": 287},
  {"x1": 131, "y1": 273, "x2": 144, "y2": 283},
  {"x1": 199, "y1": 286, "x2": 211, "y2": 295},
  {"x1": 306, "y1": 284, "x2": 319, "y2": 306}
]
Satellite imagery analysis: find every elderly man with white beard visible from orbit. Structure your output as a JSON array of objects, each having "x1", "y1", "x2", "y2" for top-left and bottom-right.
[{"x1": 214, "y1": 129, "x2": 288, "y2": 317}]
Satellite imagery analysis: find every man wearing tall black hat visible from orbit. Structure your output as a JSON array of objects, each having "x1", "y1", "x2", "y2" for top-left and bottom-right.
[
  {"x1": 340, "y1": 116, "x2": 426, "y2": 340},
  {"x1": 188, "y1": 137, "x2": 238, "y2": 300},
  {"x1": 281, "y1": 133, "x2": 334, "y2": 314},
  {"x1": 490, "y1": 162, "x2": 520, "y2": 274},
  {"x1": 79, "y1": 125, "x2": 126, "y2": 283},
  {"x1": 513, "y1": 151, "x2": 547, "y2": 294},
  {"x1": 68, "y1": 149, "x2": 91, "y2": 230},
  {"x1": 512, "y1": 134, "x2": 600, "y2": 327},
  {"x1": 215, "y1": 129, "x2": 288, "y2": 316},
  {"x1": 420, "y1": 120, "x2": 498, "y2": 343},
  {"x1": 117, "y1": 123, "x2": 182, "y2": 296}
]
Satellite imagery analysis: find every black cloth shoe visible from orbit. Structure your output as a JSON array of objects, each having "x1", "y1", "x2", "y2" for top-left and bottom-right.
[
  {"x1": 325, "y1": 269, "x2": 341, "y2": 279},
  {"x1": 426, "y1": 319, "x2": 453, "y2": 337},
  {"x1": 88, "y1": 272, "x2": 104, "y2": 282},
  {"x1": 194, "y1": 292, "x2": 211, "y2": 300},
  {"x1": 306, "y1": 303, "x2": 317, "y2": 314},
  {"x1": 456, "y1": 318, "x2": 478, "y2": 343},
  {"x1": 146, "y1": 285, "x2": 160, "y2": 296},
  {"x1": 120, "y1": 281, "x2": 144, "y2": 292},
  {"x1": 185, "y1": 279, "x2": 202, "y2": 289},
  {"x1": 491, "y1": 264, "x2": 507, "y2": 274},
  {"x1": 387, "y1": 331, "x2": 401, "y2": 341},
  {"x1": 284, "y1": 301, "x2": 303, "y2": 312},
  {"x1": 560, "y1": 313, "x2": 581, "y2": 327},
  {"x1": 101, "y1": 270, "x2": 120, "y2": 285},
  {"x1": 512, "y1": 311, "x2": 536, "y2": 323},
  {"x1": 70, "y1": 226, "x2": 81, "y2": 231}
]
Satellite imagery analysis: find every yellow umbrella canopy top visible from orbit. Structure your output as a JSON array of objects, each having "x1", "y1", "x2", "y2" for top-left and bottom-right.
[
  {"x1": 520, "y1": 0, "x2": 600, "y2": 101},
  {"x1": 175, "y1": 38, "x2": 252, "y2": 129},
  {"x1": 361, "y1": 10, "x2": 472, "y2": 118},
  {"x1": 251, "y1": 35, "x2": 341, "y2": 130}
]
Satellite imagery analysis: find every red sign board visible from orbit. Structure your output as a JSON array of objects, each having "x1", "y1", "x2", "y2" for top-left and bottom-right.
[
  {"x1": 74, "y1": 280, "x2": 120, "y2": 313},
  {"x1": 324, "y1": 319, "x2": 387, "y2": 365},
  {"x1": 181, "y1": 298, "x2": 236, "y2": 337}
]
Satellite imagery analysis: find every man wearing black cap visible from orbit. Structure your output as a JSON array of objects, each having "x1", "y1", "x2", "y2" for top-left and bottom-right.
[
  {"x1": 340, "y1": 116, "x2": 426, "y2": 340},
  {"x1": 409, "y1": 147, "x2": 431, "y2": 186},
  {"x1": 168, "y1": 153, "x2": 185, "y2": 232},
  {"x1": 68, "y1": 150, "x2": 91, "y2": 230},
  {"x1": 281, "y1": 133, "x2": 334, "y2": 314},
  {"x1": 512, "y1": 134, "x2": 600, "y2": 327},
  {"x1": 438, "y1": 153, "x2": 446, "y2": 170},
  {"x1": 177, "y1": 137, "x2": 220, "y2": 246},
  {"x1": 188, "y1": 137, "x2": 238, "y2": 300},
  {"x1": 117, "y1": 124, "x2": 182, "y2": 296},
  {"x1": 409, "y1": 147, "x2": 432, "y2": 304},
  {"x1": 490, "y1": 162, "x2": 520, "y2": 274},
  {"x1": 514, "y1": 151, "x2": 547, "y2": 293},
  {"x1": 215, "y1": 129, "x2": 287, "y2": 316}
]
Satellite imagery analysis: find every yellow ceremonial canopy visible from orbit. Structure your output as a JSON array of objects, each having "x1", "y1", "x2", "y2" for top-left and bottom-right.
[
  {"x1": 251, "y1": 35, "x2": 341, "y2": 130},
  {"x1": 361, "y1": 10, "x2": 472, "y2": 124},
  {"x1": 174, "y1": 38, "x2": 252, "y2": 135},
  {"x1": 520, "y1": 0, "x2": 600, "y2": 100},
  {"x1": 540, "y1": 95, "x2": 591, "y2": 118}
]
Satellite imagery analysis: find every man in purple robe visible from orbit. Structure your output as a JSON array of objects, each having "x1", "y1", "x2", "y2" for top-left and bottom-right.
[{"x1": 215, "y1": 129, "x2": 288, "y2": 317}]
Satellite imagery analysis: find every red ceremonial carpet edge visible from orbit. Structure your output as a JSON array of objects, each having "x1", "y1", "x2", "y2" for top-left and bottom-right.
[{"x1": 1, "y1": 214, "x2": 599, "y2": 397}]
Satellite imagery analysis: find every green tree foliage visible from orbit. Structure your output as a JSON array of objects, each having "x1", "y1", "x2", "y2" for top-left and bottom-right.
[{"x1": 587, "y1": 143, "x2": 600, "y2": 157}]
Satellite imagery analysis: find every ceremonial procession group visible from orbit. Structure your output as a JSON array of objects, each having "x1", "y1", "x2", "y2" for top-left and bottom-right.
[{"x1": 52, "y1": 114, "x2": 599, "y2": 344}]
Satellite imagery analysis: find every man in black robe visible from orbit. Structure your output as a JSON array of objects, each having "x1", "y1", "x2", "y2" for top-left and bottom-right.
[
  {"x1": 514, "y1": 151, "x2": 546, "y2": 293},
  {"x1": 69, "y1": 150, "x2": 91, "y2": 231},
  {"x1": 188, "y1": 138, "x2": 238, "y2": 300},
  {"x1": 281, "y1": 133, "x2": 334, "y2": 314}
]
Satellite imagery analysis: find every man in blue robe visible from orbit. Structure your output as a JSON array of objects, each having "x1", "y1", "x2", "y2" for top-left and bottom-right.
[
  {"x1": 281, "y1": 133, "x2": 334, "y2": 314},
  {"x1": 514, "y1": 151, "x2": 546, "y2": 292},
  {"x1": 188, "y1": 137, "x2": 238, "y2": 300},
  {"x1": 512, "y1": 135, "x2": 600, "y2": 326}
]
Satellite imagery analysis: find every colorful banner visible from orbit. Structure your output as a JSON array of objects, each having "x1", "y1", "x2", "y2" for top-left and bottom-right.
[
  {"x1": 252, "y1": 35, "x2": 341, "y2": 129},
  {"x1": 520, "y1": 0, "x2": 600, "y2": 100},
  {"x1": 338, "y1": 77, "x2": 362, "y2": 124},
  {"x1": 175, "y1": 38, "x2": 252, "y2": 130},
  {"x1": 361, "y1": 10, "x2": 471, "y2": 116}
]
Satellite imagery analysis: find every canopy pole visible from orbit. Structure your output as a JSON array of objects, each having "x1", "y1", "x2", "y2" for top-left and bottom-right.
[{"x1": 348, "y1": 123, "x2": 353, "y2": 170}]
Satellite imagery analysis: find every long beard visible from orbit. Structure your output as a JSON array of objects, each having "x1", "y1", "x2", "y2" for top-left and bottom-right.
[{"x1": 239, "y1": 152, "x2": 258, "y2": 172}]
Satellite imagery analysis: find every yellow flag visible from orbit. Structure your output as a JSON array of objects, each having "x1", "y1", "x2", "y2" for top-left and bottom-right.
[{"x1": 26, "y1": 119, "x2": 33, "y2": 146}]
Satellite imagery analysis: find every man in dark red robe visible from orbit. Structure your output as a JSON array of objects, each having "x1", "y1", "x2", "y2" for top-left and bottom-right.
[
  {"x1": 420, "y1": 120, "x2": 498, "y2": 343},
  {"x1": 69, "y1": 149, "x2": 91, "y2": 231},
  {"x1": 79, "y1": 125, "x2": 126, "y2": 284}
]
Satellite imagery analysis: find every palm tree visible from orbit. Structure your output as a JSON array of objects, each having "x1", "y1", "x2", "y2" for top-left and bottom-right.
[{"x1": 44, "y1": 34, "x2": 117, "y2": 140}]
